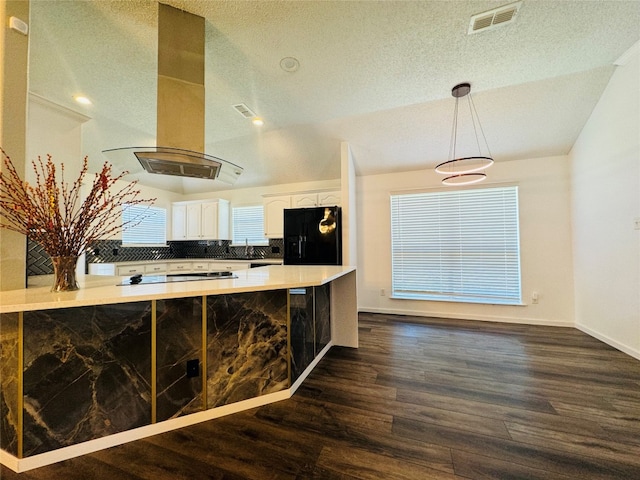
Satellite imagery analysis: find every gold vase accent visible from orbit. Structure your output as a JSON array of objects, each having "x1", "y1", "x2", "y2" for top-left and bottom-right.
[{"x1": 51, "y1": 256, "x2": 80, "y2": 292}]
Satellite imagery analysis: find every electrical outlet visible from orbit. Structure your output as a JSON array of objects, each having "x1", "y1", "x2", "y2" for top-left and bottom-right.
[
  {"x1": 186, "y1": 359, "x2": 200, "y2": 378},
  {"x1": 635, "y1": 218, "x2": 640, "y2": 230},
  {"x1": 531, "y1": 292, "x2": 539, "y2": 304},
  {"x1": 380, "y1": 288, "x2": 386, "y2": 296}
]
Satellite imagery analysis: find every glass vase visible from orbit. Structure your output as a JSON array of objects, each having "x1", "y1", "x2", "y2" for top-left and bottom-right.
[{"x1": 50, "y1": 256, "x2": 80, "y2": 292}]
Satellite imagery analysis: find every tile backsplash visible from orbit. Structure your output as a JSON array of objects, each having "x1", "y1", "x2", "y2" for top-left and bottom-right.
[
  {"x1": 27, "y1": 239, "x2": 53, "y2": 276},
  {"x1": 27, "y1": 238, "x2": 284, "y2": 276}
]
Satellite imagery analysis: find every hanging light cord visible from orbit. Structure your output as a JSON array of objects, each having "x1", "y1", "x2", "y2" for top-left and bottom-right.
[
  {"x1": 448, "y1": 96, "x2": 460, "y2": 166},
  {"x1": 450, "y1": 93, "x2": 492, "y2": 163},
  {"x1": 468, "y1": 93, "x2": 493, "y2": 159}
]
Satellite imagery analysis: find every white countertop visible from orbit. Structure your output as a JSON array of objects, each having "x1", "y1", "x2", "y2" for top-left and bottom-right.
[
  {"x1": 89, "y1": 258, "x2": 283, "y2": 266},
  {"x1": 0, "y1": 265, "x2": 355, "y2": 314}
]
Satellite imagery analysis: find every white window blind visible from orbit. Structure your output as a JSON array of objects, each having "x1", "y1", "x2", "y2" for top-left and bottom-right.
[
  {"x1": 232, "y1": 205, "x2": 269, "y2": 246},
  {"x1": 390, "y1": 186, "x2": 521, "y2": 305},
  {"x1": 121, "y1": 204, "x2": 167, "y2": 246}
]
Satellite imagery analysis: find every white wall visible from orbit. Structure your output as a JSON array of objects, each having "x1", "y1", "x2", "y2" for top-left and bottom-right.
[
  {"x1": 341, "y1": 142, "x2": 357, "y2": 267},
  {"x1": 357, "y1": 155, "x2": 575, "y2": 326},
  {"x1": 0, "y1": 0, "x2": 29, "y2": 291},
  {"x1": 180, "y1": 178, "x2": 341, "y2": 206},
  {"x1": 570, "y1": 43, "x2": 640, "y2": 359},
  {"x1": 27, "y1": 95, "x2": 90, "y2": 182},
  {"x1": 27, "y1": 98, "x2": 180, "y2": 242}
]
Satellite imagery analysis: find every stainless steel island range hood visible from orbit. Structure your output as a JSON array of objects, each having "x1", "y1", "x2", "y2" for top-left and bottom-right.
[{"x1": 103, "y1": 3, "x2": 243, "y2": 187}]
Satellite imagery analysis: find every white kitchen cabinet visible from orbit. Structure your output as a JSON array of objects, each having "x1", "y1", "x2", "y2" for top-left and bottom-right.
[
  {"x1": 291, "y1": 190, "x2": 341, "y2": 208},
  {"x1": 168, "y1": 262, "x2": 191, "y2": 273},
  {"x1": 172, "y1": 199, "x2": 230, "y2": 240},
  {"x1": 89, "y1": 259, "x2": 275, "y2": 276},
  {"x1": 192, "y1": 261, "x2": 209, "y2": 272},
  {"x1": 201, "y1": 200, "x2": 229, "y2": 239},
  {"x1": 144, "y1": 263, "x2": 167, "y2": 274},
  {"x1": 209, "y1": 261, "x2": 250, "y2": 272},
  {"x1": 117, "y1": 264, "x2": 146, "y2": 276},
  {"x1": 88, "y1": 263, "x2": 116, "y2": 276},
  {"x1": 263, "y1": 195, "x2": 291, "y2": 238},
  {"x1": 171, "y1": 203, "x2": 187, "y2": 240},
  {"x1": 291, "y1": 193, "x2": 318, "y2": 208},
  {"x1": 185, "y1": 203, "x2": 202, "y2": 239},
  {"x1": 317, "y1": 190, "x2": 341, "y2": 207}
]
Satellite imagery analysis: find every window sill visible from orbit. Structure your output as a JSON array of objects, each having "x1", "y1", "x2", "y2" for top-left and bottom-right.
[{"x1": 390, "y1": 293, "x2": 524, "y2": 306}]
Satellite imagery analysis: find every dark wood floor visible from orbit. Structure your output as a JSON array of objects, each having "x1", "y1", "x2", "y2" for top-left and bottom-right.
[{"x1": 3, "y1": 312, "x2": 640, "y2": 479}]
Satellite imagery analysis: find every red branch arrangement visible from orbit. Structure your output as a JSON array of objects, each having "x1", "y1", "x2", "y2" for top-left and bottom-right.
[{"x1": 0, "y1": 148, "x2": 156, "y2": 258}]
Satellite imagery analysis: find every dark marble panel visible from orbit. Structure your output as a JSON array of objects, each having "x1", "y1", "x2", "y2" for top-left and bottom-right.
[
  {"x1": 206, "y1": 290, "x2": 288, "y2": 408},
  {"x1": 0, "y1": 312, "x2": 19, "y2": 456},
  {"x1": 22, "y1": 303, "x2": 151, "y2": 456},
  {"x1": 290, "y1": 288, "x2": 315, "y2": 383},
  {"x1": 156, "y1": 297, "x2": 203, "y2": 422},
  {"x1": 314, "y1": 284, "x2": 331, "y2": 355}
]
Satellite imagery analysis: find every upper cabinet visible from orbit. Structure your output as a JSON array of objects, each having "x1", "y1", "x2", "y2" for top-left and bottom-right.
[
  {"x1": 263, "y1": 189, "x2": 341, "y2": 238},
  {"x1": 172, "y1": 199, "x2": 230, "y2": 240},
  {"x1": 171, "y1": 203, "x2": 187, "y2": 240},
  {"x1": 291, "y1": 191, "x2": 341, "y2": 208},
  {"x1": 202, "y1": 201, "x2": 229, "y2": 239},
  {"x1": 291, "y1": 193, "x2": 317, "y2": 208},
  {"x1": 263, "y1": 195, "x2": 291, "y2": 238},
  {"x1": 317, "y1": 191, "x2": 342, "y2": 207}
]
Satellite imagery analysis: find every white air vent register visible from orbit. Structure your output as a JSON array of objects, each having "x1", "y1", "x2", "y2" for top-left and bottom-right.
[{"x1": 468, "y1": 1, "x2": 522, "y2": 35}]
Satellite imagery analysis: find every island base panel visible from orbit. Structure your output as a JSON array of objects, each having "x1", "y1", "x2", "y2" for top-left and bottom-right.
[
  {"x1": 21, "y1": 302, "x2": 152, "y2": 456},
  {"x1": 206, "y1": 290, "x2": 289, "y2": 408},
  {"x1": 0, "y1": 312, "x2": 20, "y2": 457}
]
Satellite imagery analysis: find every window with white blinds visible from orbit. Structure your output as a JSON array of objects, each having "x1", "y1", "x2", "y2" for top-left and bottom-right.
[
  {"x1": 232, "y1": 205, "x2": 269, "y2": 246},
  {"x1": 390, "y1": 186, "x2": 521, "y2": 305},
  {"x1": 121, "y1": 204, "x2": 167, "y2": 246}
]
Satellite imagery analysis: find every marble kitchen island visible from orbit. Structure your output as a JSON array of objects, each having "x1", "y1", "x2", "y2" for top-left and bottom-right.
[{"x1": 0, "y1": 265, "x2": 357, "y2": 472}]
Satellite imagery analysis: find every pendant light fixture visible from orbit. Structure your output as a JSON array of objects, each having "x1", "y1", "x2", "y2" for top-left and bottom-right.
[{"x1": 435, "y1": 83, "x2": 493, "y2": 185}]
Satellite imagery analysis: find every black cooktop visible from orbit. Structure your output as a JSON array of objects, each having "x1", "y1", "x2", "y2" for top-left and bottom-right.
[{"x1": 118, "y1": 271, "x2": 237, "y2": 286}]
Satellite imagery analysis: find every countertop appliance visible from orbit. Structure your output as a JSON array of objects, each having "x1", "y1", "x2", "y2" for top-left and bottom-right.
[
  {"x1": 118, "y1": 271, "x2": 237, "y2": 286},
  {"x1": 284, "y1": 206, "x2": 342, "y2": 265}
]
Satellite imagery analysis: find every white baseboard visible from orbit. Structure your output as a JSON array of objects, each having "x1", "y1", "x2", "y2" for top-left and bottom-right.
[
  {"x1": 576, "y1": 323, "x2": 640, "y2": 361},
  {"x1": 2, "y1": 390, "x2": 290, "y2": 473},
  {"x1": 0, "y1": 450, "x2": 19, "y2": 473},
  {"x1": 359, "y1": 307, "x2": 573, "y2": 327},
  {"x1": 290, "y1": 341, "x2": 333, "y2": 394}
]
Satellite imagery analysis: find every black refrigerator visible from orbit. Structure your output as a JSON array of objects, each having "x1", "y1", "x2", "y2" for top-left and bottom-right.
[{"x1": 283, "y1": 206, "x2": 342, "y2": 265}]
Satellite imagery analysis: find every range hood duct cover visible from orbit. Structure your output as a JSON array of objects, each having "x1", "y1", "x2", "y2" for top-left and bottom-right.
[{"x1": 103, "y1": 3, "x2": 243, "y2": 185}]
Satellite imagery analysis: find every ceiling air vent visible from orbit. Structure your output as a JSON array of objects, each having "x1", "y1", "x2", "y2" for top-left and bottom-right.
[
  {"x1": 468, "y1": 1, "x2": 522, "y2": 35},
  {"x1": 233, "y1": 103, "x2": 257, "y2": 119}
]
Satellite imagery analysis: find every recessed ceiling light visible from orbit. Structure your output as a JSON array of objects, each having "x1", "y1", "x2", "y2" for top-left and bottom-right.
[
  {"x1": 252, "y1": 117, "x2": 264, "y2": 126},
  {"x1": 74, "y1": 95, "x2": 92, "y2": 105},
  {"x1": 280, "y1": 57, "x2": 300, "y2": 73}
]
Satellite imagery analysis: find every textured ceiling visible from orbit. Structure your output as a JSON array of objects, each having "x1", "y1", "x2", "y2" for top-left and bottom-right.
[{"x1": 27, "y1": 0, "x2": 640, "y2": 193}]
